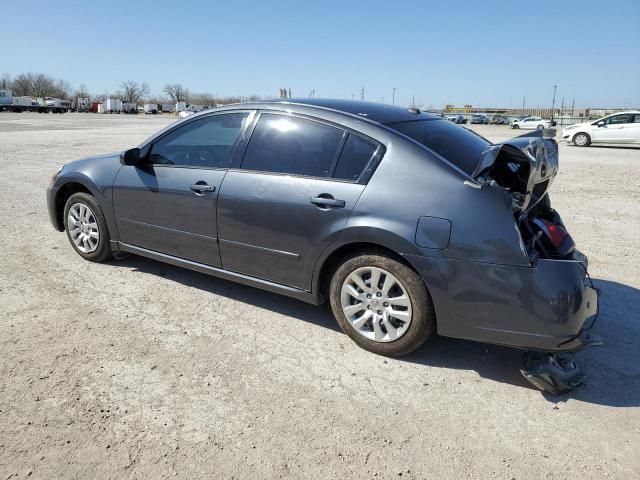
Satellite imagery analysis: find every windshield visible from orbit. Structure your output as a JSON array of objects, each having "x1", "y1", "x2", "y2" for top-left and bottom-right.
[{"x1": 387, "y1": 119, "x2": 491, "y2": 175}]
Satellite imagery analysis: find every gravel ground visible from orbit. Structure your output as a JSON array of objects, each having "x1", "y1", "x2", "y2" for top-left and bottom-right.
[{"x1": 0, "y1": 113, "x2": 639, "y2": 479}]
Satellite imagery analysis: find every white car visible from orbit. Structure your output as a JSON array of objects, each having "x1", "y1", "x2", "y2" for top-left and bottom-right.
[
  {"x1": 562, "y1": 111, "x2": 640, "y2": 147},
  {"x1": 511, "y1": 116, "x2": 552, "y2": 130}
]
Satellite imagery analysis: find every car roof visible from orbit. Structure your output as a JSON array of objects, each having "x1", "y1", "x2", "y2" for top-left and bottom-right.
[{"x1": 249, "y1": 98, "x2": 441, "y2": 124}]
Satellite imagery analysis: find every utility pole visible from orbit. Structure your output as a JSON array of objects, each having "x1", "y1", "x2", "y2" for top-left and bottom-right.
[
  {"x1": 360, "y1": 87, "x2": 364, "y2": 101},
  {"x1": 392, "y1": 87, "x2": 396, "y2": 105},
  {"x1": 571, "y1": 98, "x2": 575, "y2": 116},
  {"x1": 560, "y1": 97, "x2": 564, "y2": 116},
  {"x1": 412, "y1": 94, "x2": 415, "y2": 107},
  {"x1": 522, "y1": 94, "x2": 526, "y2": 111},
  {"x1": 551, "y1": 85, "x2": 557, "y2": 124}
]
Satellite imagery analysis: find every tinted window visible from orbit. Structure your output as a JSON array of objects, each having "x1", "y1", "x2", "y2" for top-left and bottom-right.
[
  {"x1": 632, "y1": 114, "x2": 640, "y2": 123},
  {"x1": 241, "y1": 114, "x2": 343, "y2": 177},
  {"x1": 605, "y1": 114, "x2": 629, "y2": 125},
  {"x1": 149, "y1": 113, "x2": 249, "y2": 167},
  {"x1": 334, "y1": 134, "x2": 377, "y2": 181},
  {"x1": 388, "y1": 119, "x2": 490, "y2": 175}
]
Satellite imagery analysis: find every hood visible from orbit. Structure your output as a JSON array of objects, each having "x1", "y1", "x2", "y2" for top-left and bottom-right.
[{"x1": 472, "y1": 129, "x2": 559, "y2": 214}]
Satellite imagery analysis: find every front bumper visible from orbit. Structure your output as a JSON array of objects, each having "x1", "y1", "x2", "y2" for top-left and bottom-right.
[
  {"x1": 46, "y1": 185, "x2": 64, "y2": 231},
  {"x1": 405, "y1": 250, "x2": 599, "y2": 352}
]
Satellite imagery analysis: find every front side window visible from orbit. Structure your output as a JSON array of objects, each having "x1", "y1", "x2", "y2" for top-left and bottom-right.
[
  {"x1": 606, "y1": 114, "x2": 630, "y2": 125},
  {"x1": 632, "y1": 114, "x2": 640, "y2": 123},
  {"x1": 149, "y1": 113, "x2": 249, "y2": 168},
  {"x1": 241, "y1": 114, "x2": 344, "y2": 177}
]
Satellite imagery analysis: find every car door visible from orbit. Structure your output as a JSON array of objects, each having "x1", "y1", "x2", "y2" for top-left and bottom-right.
[
  {"x1": 591, "y1": 114, "x2": 629, "y2": 142},
  {"x1": 620, "y1": 113, "x2": 640, "y2": 143},
  {"x1": 217, "y1": 112, "x2": 381, "y2": 290},
  {"x1": 112, "y1": 111, "x2": 253, "y2": 266}
]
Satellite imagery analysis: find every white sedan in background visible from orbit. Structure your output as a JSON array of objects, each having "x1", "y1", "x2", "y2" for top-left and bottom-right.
[
  {"x1": 562, "y1": 111, "x2": 640, "y2": 146},
  {"x1": 511, "y1": 116, "x2": 552, "y2": 130}
]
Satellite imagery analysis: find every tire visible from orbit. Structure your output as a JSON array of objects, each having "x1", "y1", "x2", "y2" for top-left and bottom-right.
[
  {"x1": 537, "y1": 124, "x2": 544, "y2": 130},
  {"x1": 573, "y1": 132, "x2": 591, "y2": 147},
  {"x1": 512, "y1": 124, "x2": 519, "y2": 129},
  {"x1": 329, "y1": 252, "x2": 436, "y2": 356},
  {"x1": 63, "y1": 192, "x2": 112, "y2": 262}
]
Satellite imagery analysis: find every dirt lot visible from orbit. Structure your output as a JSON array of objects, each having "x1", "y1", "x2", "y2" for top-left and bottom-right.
[{"x1": 1, "y1": 112, "x2": 639, "y2": 479}]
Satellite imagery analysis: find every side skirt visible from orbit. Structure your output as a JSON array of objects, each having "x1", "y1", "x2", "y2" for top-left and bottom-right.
[{"x1": 116, "y1": 242, "x2": 324, "y2": 306}]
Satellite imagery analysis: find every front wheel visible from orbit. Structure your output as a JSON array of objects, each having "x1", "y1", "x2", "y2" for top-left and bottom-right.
[
  {"x1": 573, "y1": 132, "x2": 591, "y2": 147},
  {"x1": 537, "y1": 124, "x2": 544, "y2": 130},
  {"x1": 512, "y1": 124, "x2": 519, "y2": 129},
  {"x1": 63, "y1": 192, "x2": 112, "y2": 262},
  {"x1": 329, "y1": 252, "x2": 436, "y2": 356}
]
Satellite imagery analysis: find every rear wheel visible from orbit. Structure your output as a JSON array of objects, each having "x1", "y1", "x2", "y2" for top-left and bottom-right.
[
  {"x1": 573, "y1": 132, "x2": 591, "y2": 147},
  {"x1": 512, "y1": 124, "x2": 519, "y2": 129},
  {"x1": 63, "y1": 192, "x2": 112, "y2": 262},
  {"x1": 537, "y1": 124, "x2": 544, "y2": 130},
  {"x1": 329, "y1": 252, "x2": 436, "y2": 356}
]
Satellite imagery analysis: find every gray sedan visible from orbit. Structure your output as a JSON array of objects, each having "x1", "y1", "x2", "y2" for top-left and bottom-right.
[{"x1": 47, "y1": 99, "x2": 600, "y2": 393}]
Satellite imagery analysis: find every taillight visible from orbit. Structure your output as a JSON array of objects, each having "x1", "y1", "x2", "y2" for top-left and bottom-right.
[{"x1": 532, "y1": 219, "x2": 575, "y2": 257}]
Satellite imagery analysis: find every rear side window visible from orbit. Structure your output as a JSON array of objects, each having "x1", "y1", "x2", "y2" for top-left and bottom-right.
[
  {"x1": 241, "y1": 113, "x2": 344, "y2": 177},
  {"x1": 333, "y1": 134, "x2": 377, "y2": 181},
  {"x1": 387, "y1": 119, "x2": 490, "y2": 175}
]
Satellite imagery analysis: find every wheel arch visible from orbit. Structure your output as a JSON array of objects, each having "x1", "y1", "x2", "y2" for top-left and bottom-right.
[
  {"x1": 53, "y1": 180, "x2": 98, "y2": 231},
  {"x1": 571, "y1": 130, "x2": 591, "y2": 144}
]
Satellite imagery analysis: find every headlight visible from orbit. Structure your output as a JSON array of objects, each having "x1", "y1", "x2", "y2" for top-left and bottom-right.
[{"x1": 49, "y1": 166, "x2": 63, "y2": 185}]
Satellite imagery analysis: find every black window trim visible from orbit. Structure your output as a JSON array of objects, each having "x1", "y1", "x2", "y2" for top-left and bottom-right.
[
  {"x1": 139, "y1": 110, "x2": 256, "y2": 170},
  {"x1": 232, "y1": 110, "x2": 384, "y2": 184}
]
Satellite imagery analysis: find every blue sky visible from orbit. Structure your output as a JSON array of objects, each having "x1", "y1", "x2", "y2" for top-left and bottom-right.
[{"x1": 1, "y1": 0, "x2": 638, "y2": 108}]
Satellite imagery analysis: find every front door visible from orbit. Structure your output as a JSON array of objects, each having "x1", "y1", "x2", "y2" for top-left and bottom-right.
[
  {"x1": 217, "y1": 112, "x2": 380, "y2": 290},
  {"x1": 112, "y1": 111, "x2": 252, "y2": 266},
  {"x1": 592, "y1": 113, "x2": 630, "y2": 142}
]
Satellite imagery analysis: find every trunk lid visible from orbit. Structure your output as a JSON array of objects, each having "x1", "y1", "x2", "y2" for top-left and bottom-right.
[{"x1": 472, "y1": 129, "x2": 559, "y2": 214}]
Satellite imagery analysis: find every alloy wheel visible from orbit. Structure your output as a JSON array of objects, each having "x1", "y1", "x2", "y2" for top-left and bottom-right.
[
  {"x1": 68, "y1": 202, "x2": 100, "y2": 253},
  {"x1": 340, "y1": 266, "x2": 413, "y2": 342},
  {"x1": 574, "y1": 134, "x2": 588, "y2": 146}
]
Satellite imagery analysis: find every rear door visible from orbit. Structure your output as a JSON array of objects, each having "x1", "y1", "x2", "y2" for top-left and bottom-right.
[
  {"x1": 621, "y1": 113, "x2": 640, "y2": 142},
  {"x1": 217, "y1": 112, "x2": 381, "y2": 290},
  {"x1": 113, "y1": 111, "x2": 252, "y2": 266}
]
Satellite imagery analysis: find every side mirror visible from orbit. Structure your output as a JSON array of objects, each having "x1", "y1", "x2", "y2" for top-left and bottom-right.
[
  {"x1": 597, "y1": 121, "x2": 605, "y2": 127},
  {"x1": 120, "y1": 147, "x2": 140, "y2": 166}
]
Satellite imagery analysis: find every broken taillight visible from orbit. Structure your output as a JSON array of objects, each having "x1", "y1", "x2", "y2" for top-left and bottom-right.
[{"x1": 532, "y1": 218, "x2": 575, "y2": 257}]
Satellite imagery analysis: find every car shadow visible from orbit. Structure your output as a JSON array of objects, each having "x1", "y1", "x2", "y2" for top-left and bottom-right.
[
  {"x1": 583, "y1": 144, "x2": 640, "y2": 150},
  {"x1": 111, "y1": 255, "x2": 640, "y2": 406}
]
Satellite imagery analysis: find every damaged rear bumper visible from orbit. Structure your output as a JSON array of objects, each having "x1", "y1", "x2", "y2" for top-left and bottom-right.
[{"x1": 405, "y1": 249, "x2": 600, "y2": 352}]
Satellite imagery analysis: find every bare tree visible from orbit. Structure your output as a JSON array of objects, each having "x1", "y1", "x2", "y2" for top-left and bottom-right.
[
  {"x1": 52, "y1": 79, "x2": 72, "y2": 99},
  {"x1": 163, "y1": 83, "x2": 187, "y2": 102},
  {"x1": 120, "y1": 80, "x2": 150, "y2": 103},
  {"x1": 0, "y1": 73, "x2": 11, "y2": 90},
  {"x1": 75, "y1": 83, "x2": 90, "y2": 98},
  {"x1": 10, "y1": 72, "x2": 72, "y2": 98}
]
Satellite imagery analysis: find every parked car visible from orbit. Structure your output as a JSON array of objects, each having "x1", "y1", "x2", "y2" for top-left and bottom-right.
[
  {"x1": 470, "y1": 114, "x2": 489, "y2": 124},
  {"x1": 491, "y1": 115, "x2": 509, "y2": 125},
  {"x1": 446, "y1": 114, "x2": 466, "y2": 124},
  {"x1": 46, "y1": 99, "x2": 599, "y2": 393},
  {"x1": 511, "y1": 116, "x2": 551, "y2": 130},
  {"x1": 561, "y1": 111, "x2": 640, "y2": 146}
]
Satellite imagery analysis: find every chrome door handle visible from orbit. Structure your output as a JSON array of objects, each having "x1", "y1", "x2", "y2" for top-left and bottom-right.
[{"x1": 190, "y1": 184, "x2": 216, "y2": 193}]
